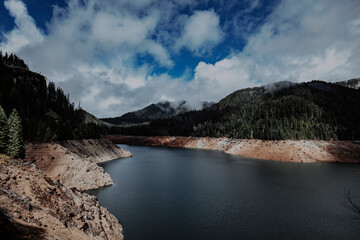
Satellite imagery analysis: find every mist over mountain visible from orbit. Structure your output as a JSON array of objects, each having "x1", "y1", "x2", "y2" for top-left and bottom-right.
[
  {"x1": 263, "y1": 81, "x2": 297, "y2": 94},
  {"x1": 101, "y1": 100, "x2": 214, "y2": 125},
  {"x1": 111, "y1": 79, "x2": 360, "y2": 140},
  {"x1": 2, "y1": 51, "x2": 359, "y2": 142},
  {"x1": 334, "y1": 78, "x2": 360, "y2": 90}
]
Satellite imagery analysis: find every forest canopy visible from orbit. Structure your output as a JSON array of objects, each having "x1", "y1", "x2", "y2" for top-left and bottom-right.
[{"x1": 111, "y1": 81, "x2": 360, "y2": 140}]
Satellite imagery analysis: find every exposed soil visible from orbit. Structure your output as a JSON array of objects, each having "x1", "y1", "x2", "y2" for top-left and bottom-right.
[
  {"x1": 109, "y1": 135, "x2": 360, "y2": 163},
  {"x1": 61, "y1": 139, "x2": 132, "y2": 164},
  {"x1": 0, "y1": 139, "x2": 131, "y2": 239},
  {"x1": 24, "y1": 139, "x2": 132, "y2": 191},
  {"x1": 0, "y1": 163, "x2": 123, "y2": 240}
]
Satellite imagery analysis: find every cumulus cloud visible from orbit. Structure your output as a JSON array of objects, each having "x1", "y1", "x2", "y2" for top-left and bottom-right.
[
  {"x1": 0, "y1": 0, "x2": 179, "y2": 116},
  {"x1": 191, "y1": 56, "x2": 253, "y2": 100},
  {"x1": 175, "y1": 10, "x2": 224, "y2": 55},
  {"x1": 0, "y1": 0, "x2": 43, "y2": 52},
  {"x1": 0, "y1": 0, "x2": 359, "y2": 118},
  {"x1": 190, "y1": 0, "x2": 360, "y2": 97}
]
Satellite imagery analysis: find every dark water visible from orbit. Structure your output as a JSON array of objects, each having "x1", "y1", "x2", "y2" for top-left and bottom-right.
[{"x1": 89, "y1": 145, "x2": 360, "y2": 240}]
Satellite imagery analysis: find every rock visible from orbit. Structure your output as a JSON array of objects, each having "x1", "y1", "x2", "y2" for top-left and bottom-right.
[{"x1": 0, "y1": 164, "x2": 123, "y2": 240}]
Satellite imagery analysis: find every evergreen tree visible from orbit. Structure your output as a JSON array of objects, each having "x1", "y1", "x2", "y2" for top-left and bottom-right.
[
  {"x1": 0, "y1": 106, "x2": 8, "y2": 153},
  {"x1": 7, "y1": 109, "x2": 24, "y2": 158}
]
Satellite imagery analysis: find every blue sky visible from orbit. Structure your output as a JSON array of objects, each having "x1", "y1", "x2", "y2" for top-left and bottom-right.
[{"x1": 0, "y1": 0, "x2": 359, "y2": 117}]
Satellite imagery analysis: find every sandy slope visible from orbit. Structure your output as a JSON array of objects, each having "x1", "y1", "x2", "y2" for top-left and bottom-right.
[
  {"x1": 25, "y1": 139, "x2": 132, "y2": 191},
  {"x1": 109, "y1": 135, "x2": 360, "y2": 163},
  {"x1": 62, "y1": 139, "x2": 132, "y2": 163}
]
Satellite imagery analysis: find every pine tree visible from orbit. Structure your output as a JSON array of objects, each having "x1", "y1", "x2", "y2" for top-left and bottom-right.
[
  {"x1": 7, "y1": 109, "x2": 24, "y2": 158},
  {"x1": 0, "y1": 106, "x2": 8, "y2": 153}
]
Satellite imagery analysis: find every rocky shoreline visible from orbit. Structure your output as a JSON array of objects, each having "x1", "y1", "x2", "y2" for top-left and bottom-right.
[
  {"x1": 109, "y1": 135, "x2": 360, "y2": 163},
  {"x1": 1, "y1": 139, "x2": 132, "y2": 240},
  {"x1": 0, "y1": 163, "x2": 123, "y2": 240}
]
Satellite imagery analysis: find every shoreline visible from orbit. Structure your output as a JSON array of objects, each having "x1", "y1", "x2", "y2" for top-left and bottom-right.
[
  {"x1": 25, "y1": 138, "x2": 132, "y2": 191},
  {"x1": 1, "y1": 138, "x2": 132, "y2": 240},
  {"x1": 0, "y1": 163, "x2": 124, "y2": 240},
  {"x1": 109, "y1": 135, "x2": 360, "y2": 163}
]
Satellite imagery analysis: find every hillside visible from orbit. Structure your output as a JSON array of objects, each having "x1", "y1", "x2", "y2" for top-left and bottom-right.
[
  {"x1": 0, "y1": 163, "x2": 124, "y2": 240},
  {"x1": 335, "y1": 78, "x2": 360, "y2": 89},
  {"x1": 102, "y1": 100, "x2": 213, "y2": 125},
  {"x1": 111, "y1": 80, "x2": 360, "y2": 140},
  {"x1": 0, "y1": 52, "x2": 106, "y2": 141}
]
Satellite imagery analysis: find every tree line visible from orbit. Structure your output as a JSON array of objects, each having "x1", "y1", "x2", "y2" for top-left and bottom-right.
[
  {"x1": 0, "y1": 51, "x2": 28, "y2": 69},
  {"x1": 0, "y1": 52, "x2": 106, "y2": 141},
  {"x1": 111, "y1": 81, "x2": 360, "y2": 140}
]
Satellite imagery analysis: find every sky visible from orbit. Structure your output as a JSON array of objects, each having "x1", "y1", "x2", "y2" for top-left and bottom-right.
[{"x1": 0, "y1": 0, "x2": 359, "y2": 117}]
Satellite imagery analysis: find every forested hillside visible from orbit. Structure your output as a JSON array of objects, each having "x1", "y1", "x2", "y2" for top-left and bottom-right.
[
  {"x1": 0, "y1": 52, "x2": 106, "y2": 141},
  {"x1": 111, "y1": 80, "x2": 360, "y2": 140},
  {"x1": 335, "y1": 78, "x2": 360, "y2": 89},
  {"x1": 102, "y1": 100, "x2": 213, "y2": 125}
]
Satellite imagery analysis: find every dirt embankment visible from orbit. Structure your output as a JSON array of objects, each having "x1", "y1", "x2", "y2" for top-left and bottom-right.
[
  {"x1": 109, "y1": 135, "x2": 360, "y2": 163},
  {"x1": 61, "y1": 139, "x2": 132, "y2": 164},
  {"x1": 25, "y1": 139, "x2": 132, "y2": 191},
  {"x1": 0, "y1": 163, "x2": 123, "y2": 240}
]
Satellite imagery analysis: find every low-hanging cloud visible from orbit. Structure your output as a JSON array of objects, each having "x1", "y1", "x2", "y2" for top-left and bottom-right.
[{"x1": 0, "y1": 0, "x2": 359, "y2": 118}]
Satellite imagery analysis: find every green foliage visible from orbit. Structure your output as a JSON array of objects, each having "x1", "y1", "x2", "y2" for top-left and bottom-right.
[
  {"x1": 113, "y1": 81, "x2": 360, "y2": 140},
  {"x1": 7, "y1": 109, "x2": 24, "y2": 158},
  {"x1": 102, "y1": 101, "x2": 191, "y2": 125},
  {"x1": 0, "y1": 52, "x2": 106, "y2": 141},
  {"x1": 0, "y1": 106, "x2": 8, "y2": 153}
]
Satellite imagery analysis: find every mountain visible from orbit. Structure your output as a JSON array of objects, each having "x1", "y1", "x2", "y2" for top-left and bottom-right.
[
  {"x1": 102, "y1": 100, "x2": 214, "y2": 125},
  {"x1": 0, "y1": 52, "x2": 106, "y2": 141},
  {"x1": 112, "y1": 79, "x2": 360, "y2": 140},
  {"x1": 335, "y1": 78, "x2": 360, "y2": 89}
]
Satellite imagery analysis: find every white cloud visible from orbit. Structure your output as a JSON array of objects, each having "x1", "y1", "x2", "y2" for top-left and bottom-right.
[
  {"x1": 140, "y1": 40, "x2": 174, "y2": 67},
  {"x1": 0, "y1": 0, "x2": 177, "y2": 117},
  {"x1": 1, "y1": 0, "x2": 359, "y2": 118},
  {"x1": 190, "y1": 0, "x2": 360, "y2": 95},
  {"x1": 99, "y1": 97, "x2": 123, "y2": 110},
  {"x1": 0, "y1": 0, "x2": 43, "y2": 52},
  {"x1": 91, "y1": 11, "x2": 157, "y2": 47},
  {"x1": 175, "y1": 10, "x2": 224, "y2": 55},
  {"x1": 192, "y1": 57, "x2": 253, "y2": 101}
]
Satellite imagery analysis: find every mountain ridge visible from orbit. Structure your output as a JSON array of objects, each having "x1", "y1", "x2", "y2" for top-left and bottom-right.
[
  {"x1": 101, "y1": 100, "x2": 214, "y2": 125},
  {"x1": 110, "y1": 79, "x2": 360, "y2": 140}
]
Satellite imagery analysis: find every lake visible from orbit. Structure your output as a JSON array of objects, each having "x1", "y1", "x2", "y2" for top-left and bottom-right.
[{"x1": 89, "y1": 145, "x2": 360, "y2": 240}]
